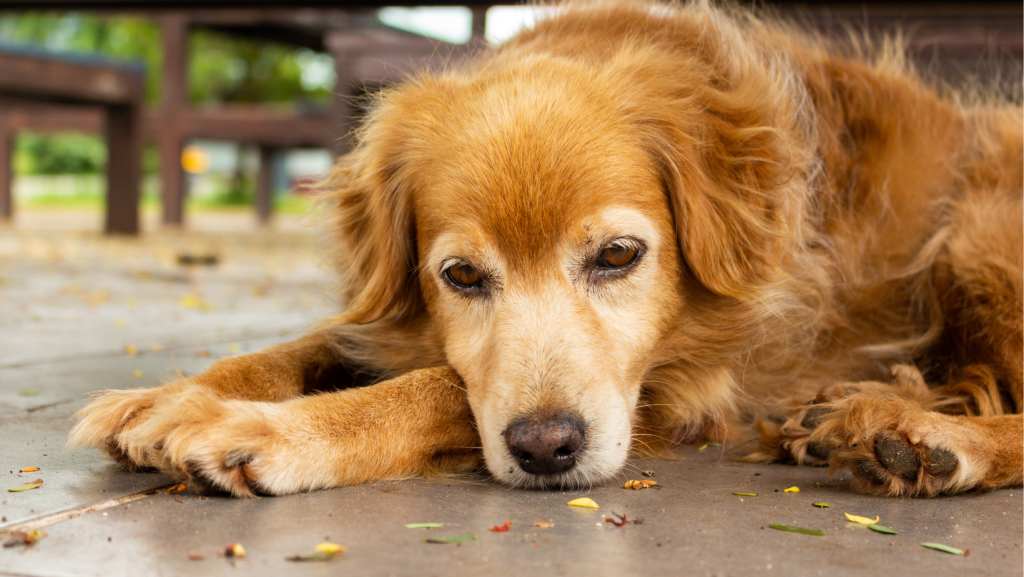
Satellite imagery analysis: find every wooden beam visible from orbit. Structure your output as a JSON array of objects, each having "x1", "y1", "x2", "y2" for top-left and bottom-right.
[
  {"x1": 0, "y1": 116, "x2": 12, "y2": 222},
  {"x1": 158, "y1": 15, "x2": 188, "y2": 227},
  {"x1": 256, "y1": 145, "x2": 278, "y2": 224},
  {"x1": 0, "y1": 51, "x2": 143, "y2": 106},
  {"x1": 104, "y1": 103, "x2": 143, "y2": 234}
]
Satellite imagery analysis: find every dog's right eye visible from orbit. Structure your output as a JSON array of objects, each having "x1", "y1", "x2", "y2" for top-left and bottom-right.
[{"x1": 445, "y1": 264, "x2": 483, "y2": 289}]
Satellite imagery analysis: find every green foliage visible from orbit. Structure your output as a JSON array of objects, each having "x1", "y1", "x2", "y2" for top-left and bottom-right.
[{"x1": 15, "y1": 133, "x2": 106, "y2": 174}]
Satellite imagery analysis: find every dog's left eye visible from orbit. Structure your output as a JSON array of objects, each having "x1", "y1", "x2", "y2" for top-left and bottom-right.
[
  {"x1": 445, "y1": 263, "x2": 483, "y2": 289},
  {"x1": 597, "y1": 244, "x2": 639, "y2": 269}
]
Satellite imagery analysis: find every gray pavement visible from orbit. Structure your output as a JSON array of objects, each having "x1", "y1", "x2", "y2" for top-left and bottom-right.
[{"x1": 1, "y1": 222, "x2": 1021, "y2": 577}]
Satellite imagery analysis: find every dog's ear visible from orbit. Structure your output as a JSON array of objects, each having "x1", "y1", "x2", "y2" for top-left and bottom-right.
[
  {"x1": 319, "y1": 85, "x2": 437, "y2": 325},
  {"x1": 620, "y1": 49, "x2": 800, "y2": 300}
]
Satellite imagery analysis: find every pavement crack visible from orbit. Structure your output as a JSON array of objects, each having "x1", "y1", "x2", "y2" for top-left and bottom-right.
[{"x1": 26, "y1": 399, "x2": 73, "y2": 413}]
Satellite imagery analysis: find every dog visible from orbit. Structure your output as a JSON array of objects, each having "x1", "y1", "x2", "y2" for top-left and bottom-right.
[{"x1": 69, "y1": 0, "x2": 1023, "y2": 497}]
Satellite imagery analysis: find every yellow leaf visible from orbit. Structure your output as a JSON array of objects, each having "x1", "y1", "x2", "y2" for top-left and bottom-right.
[
  {"x1": 845, "y1": 513, "x2": 880, "y2": 525},
  {"x1": 783, "y1": 486, "x2": 800, "y2": 493},
  {"x1": 315, "y1": 543, "x2": 346, "y2": 555},
  {"x1": 222, "y1": 543, "x2": 246, "y2": 557},
  {"x1": 179, "y1": 294, "x2": 202, "y2": 309},
  {"x1": 532, "y1": 522, "x2": 553, "y2": 528},
  {"x1": 623, "y1": 479, "x2": 659, "y2": 490},
  {"x1": 133, "y1": 370, "x2": 142, "y2": 379},
  {"x1": 19, "y1": 467, "x2": 39, "y2": 473},
  {"x1": 124, "y1": 344, "x2": 137, "y2": 355},
  {"x1": 567, "y1": 497, "x2": 599, "y2": 509},
  {"x1": 228, "y1": 343, "x2": 240, "y2": 353}
]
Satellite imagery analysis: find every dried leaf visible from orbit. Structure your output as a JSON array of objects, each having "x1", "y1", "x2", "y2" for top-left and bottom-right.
[
  {"x1": 3, "y1": 529, "x2": 46, "y2": 548},
  {"x1": 769, "y1": 523, "x2": 824, "y2": 535},
  {"x1": 167, "y1": 484, "x2": 187, "y2": 495},
  {"x1": 921, "y1": 542, "x2": 964, "y2": 555},
  {"x1": 812, "y1": 502, "x2": 831, "y2": 508},
  {"x1": 532, "y1": 522, "x2": 553, "y2": 528},
  {"x1": 188, "y1": 554, "x2": 204, "y2": 561},
  {"x1": 19, "y1": 467, "x2": 39, "y2": 473},
  {"x1": 567, "y1": 497, "x2": 599, "y2": 509},
  {"x1": 405, "y1": 523, "x2": 444, "y2": 529},
  {"x1": 844, "y1": 513, "x2": 880, "y2": 525},
  {"x1": 489, "y1": 521, "x2": 512, "y2": 532},
  {"x1": 624, "y1": 479, "x2": 659, "y2": 490},
  {"x1": 868, "y1": 524, "x2": 898, "y2": 535},
  {"x1": 604, "y1": 512, "x2": 628, "y2": 527},
  {"x1": 733, "y1": 492, "x2": 757, "y2": 497},
  {"x1": 424, "y1": 534, "x2": 476, "y2": 544},
  {"x1": 222, "y1": 543, "x2": 246, "y2": 557},
  {"x1": 8, "y1": 479, "x2": 43, "y2": 492},
  {"x1": 641, "y1": 470, "x2": 656, "y2": 477},
  {"x1": 783, "y1": 486, "x2": 800, "y2": 493}
]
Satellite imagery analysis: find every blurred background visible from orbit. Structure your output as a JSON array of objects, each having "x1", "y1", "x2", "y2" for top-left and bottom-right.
[{"x1": 0, "y1": 1, "x2": 1019, "y2": 234}]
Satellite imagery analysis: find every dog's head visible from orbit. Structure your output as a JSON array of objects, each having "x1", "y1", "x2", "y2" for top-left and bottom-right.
[{"x1": 325, "y1": 9, "x2": 797, "y2": 488}]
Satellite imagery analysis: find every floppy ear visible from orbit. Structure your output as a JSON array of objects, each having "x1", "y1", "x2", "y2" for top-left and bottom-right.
[
  {"x1": 616, "y1": 45, "x2": 801, "y2": 300},
  {"x1": 318, "y1": 90, "x2": 428, "y2": 325}
]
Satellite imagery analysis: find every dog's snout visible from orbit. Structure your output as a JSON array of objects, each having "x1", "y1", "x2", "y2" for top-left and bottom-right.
[{"x1": 504, "y1": 416, "x2": 585, "y2": 475}]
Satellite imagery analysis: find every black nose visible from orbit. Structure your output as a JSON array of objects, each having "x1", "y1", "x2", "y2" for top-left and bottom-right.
[{"x1": 504, "y1": 415, "x2": 585, "y2": 475}]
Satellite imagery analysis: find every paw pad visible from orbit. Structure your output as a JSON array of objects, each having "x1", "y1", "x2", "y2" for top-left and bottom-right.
[
  {"x1": 874, "y1": 432, "x2": 919, "y2": 480},
  {"x1": 926, "y1": 448, "x2": 958, "y2": 477}
]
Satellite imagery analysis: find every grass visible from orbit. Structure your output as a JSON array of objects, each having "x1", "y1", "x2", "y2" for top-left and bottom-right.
[{"x1": 17, "y1": 189, "x2": 317, "y2": 215}]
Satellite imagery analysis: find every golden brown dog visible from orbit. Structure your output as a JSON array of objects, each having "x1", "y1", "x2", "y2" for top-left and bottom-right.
[{"x1": 69, "y1": 0, "x2": 1023, "y2": 497}]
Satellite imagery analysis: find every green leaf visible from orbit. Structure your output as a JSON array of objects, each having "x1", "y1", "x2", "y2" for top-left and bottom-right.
[
  {"x1": 733, "y1": 492, "x2": 758, "y2": 497},
  {"x1": 812, "y1": 502, "x2": 831, "y2": 508},
  {"x1": 868, "y1": 524, "x2": 898, "y2": 535},
  {"x1": 405, "y1": 523, "x2": 443, "y2": 529},
  {"x1": 921, "y1": 542, "x2": 964, "y2": 555},
  {"x1": 424, "y1": 534, "x2": 476, "y2": 544},
  {"x1": 707, "y1": 442, "x2": 723, "y2": 447},
  {"x1": 698, "y1": 443, "x2": 709, "y2": 451},
  {"x1": 285, "y1": 552, "x2": 336, "y2": 562},
  {"x1": 18, "y1": 390, "x2": 40, "y2": 397},
  {"x1": 8, "y1": 479, "x2": 43, "y2": 492},
  {"x1": 770, "y1": 523, "x2": 824, "y2": 535}
]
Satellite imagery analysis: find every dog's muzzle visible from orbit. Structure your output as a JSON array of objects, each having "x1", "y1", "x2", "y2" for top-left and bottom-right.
[{"x1": 503, "y1": 415, "x2": 585, "y2": 475}]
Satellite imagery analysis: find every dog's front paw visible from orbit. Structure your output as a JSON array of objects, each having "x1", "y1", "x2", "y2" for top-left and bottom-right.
[
  {"x1": 805, "y1": 392, "x2": 983, "y2": 497},
  {"x1": 71, "y1": 385, "x2": 288, "y2": 497}
]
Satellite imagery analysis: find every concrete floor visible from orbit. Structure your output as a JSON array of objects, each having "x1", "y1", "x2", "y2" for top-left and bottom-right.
[{"x1": 1, "y1": 221, "x2": 1021, "y2": 577}]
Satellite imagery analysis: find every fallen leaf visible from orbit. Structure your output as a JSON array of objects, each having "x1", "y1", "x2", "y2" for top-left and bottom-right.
[
  {"x1": 133, "y1": 370, "x2": 142, "y2": 379},
  {"x1": 632, "y1": 517, "x2": 645, "y2": 525},
  {"x1": 921, "y1": 542, "x2": 964, "y2": 555},
  {"x1": 698, "y1": 443, "x2": 709, "y2": 451},
  {"x1": 604, "y1": 512, "x2": 628, "y2": 527},
  {"x1": 188, "y1": 554, "x2": 204, "y2": 561},
  {"x1": 532, "y1": 522, "x2": 554, "y2": 528},
  {"x1": 3, "y1": 529, "x2": 46, "y2": 548},
  {"x1": 844, "y1": 513, "x2": 880, "y2": 525},
  {"x1": 707, "y1": 442, "x2": 723, "y2": 447},
  {"x1": 812, "y1": 502, "x2": 831, "y2": 508},
  {"x1": 285, "y1": 543, "x2": 347, "y2": 562},
  {"x1": 424, "y1": 534, "x2": 476, "y2": 544},
  {"x1": 124, "y1": 344, "x2": 137, "y2": 355},
  {"x1": 228, "y1": 343, "x2": 240, "y2": 353},
  {"x1": 783, "y1": 486, "x2": 800, "y2": 493},
  {"x1": 733, "y1": 492, "x2": 757, "y2": 497},
  {"x1": 18, "y1": 390, "x2": 39, "y2": 397},
  {"x1": 196, "y1": 349, "x2": 211, "y2": 358},
  {"x1": 567, "y1": 497, "x2": 599, "y2": 509},
  {"x1": 769, "y1": 523, "x2": 824, "y2": 536},
  {"x1": 641, "y1": 470, "x2": 656, "y2": 477},
  {"x1": 868, "y1": 524, "x2": 898, "y2": 535},
  {"x1": 19, "y1": 467, "x2": 39, "y2": 473},
  {"x1": 8, "y1": 479, "x2": 43, "y2": 492},
  {"x1": 405, "y1": 523, "x2": 443, "y2": 529},
  {"x1": 624, "y1": 479, "x2": 659, "y2": 490},
  {"x1": 489, "y1": 521, "x2": 512, "y2": 532},
  {"x1": 167, "y1": 484, "x2": 187, "y2": 495},
  {"x1": 222, "y1": 543, "x2": 246, "y2": 557}
]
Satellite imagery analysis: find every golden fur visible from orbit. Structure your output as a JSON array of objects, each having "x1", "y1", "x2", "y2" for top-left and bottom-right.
[{"x1": 70, "y1": 0, "x2": 1022, "y2": 497}]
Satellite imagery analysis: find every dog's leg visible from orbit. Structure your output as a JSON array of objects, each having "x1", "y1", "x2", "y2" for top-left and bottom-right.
[
  {"x1": 69, "y1": 332, "x2": 479, "y2": 494},
  {"x1": 81, "y1": 366, "x2": 477, "y2": 496}
]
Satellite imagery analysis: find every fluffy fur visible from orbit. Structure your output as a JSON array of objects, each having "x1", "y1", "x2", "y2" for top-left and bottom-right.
[{"x1": 69, "y1": 0, "x2": 1022, "y2": 497}]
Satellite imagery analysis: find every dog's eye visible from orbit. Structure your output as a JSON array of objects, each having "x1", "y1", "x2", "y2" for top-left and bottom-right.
[
  {"x1": 597, "y1": 245, "x2": 638, "y2": 269},
  {"x1": 445, "y1": 264, "x2": 483, "y2": 288}
]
